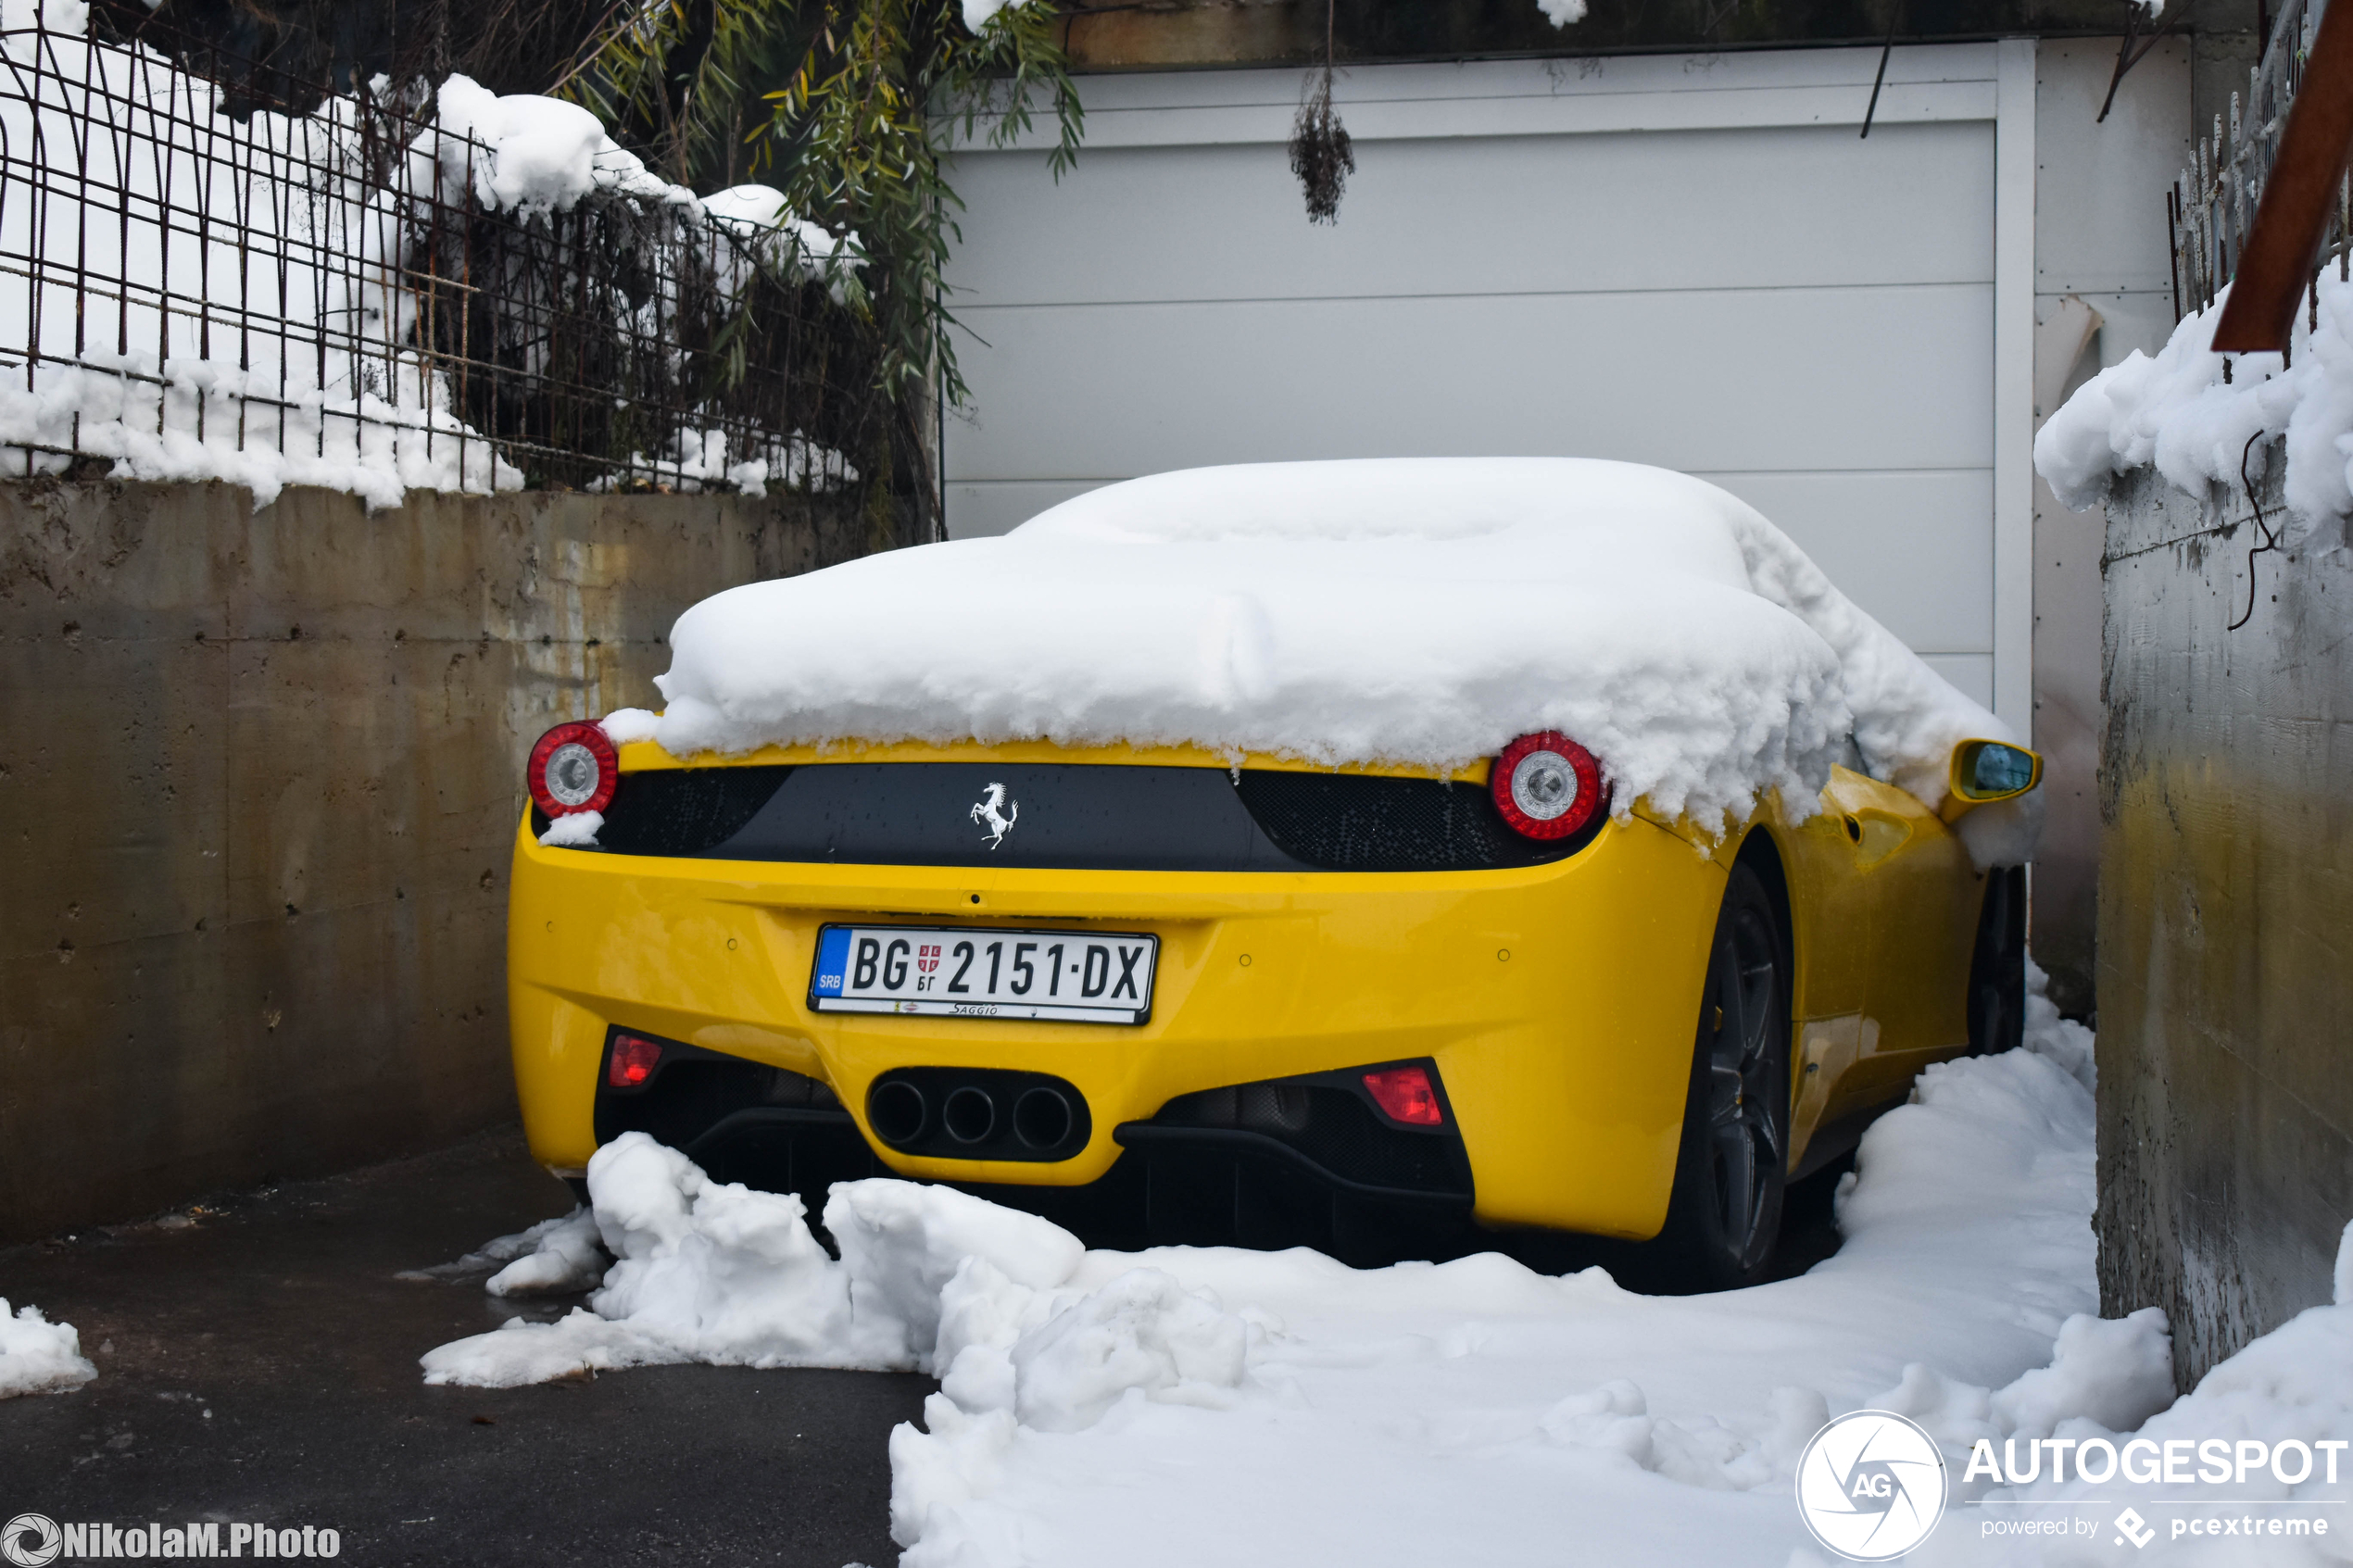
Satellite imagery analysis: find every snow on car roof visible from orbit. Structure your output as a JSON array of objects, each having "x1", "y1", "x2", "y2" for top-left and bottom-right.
[{"x1": 624, "y1": 458, "x2": 2032, "y2": 858}]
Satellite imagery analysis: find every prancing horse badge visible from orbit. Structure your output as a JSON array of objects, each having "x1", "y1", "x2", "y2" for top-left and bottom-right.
[{"x1": 969, "y1": 783, "x2": 1018, "y2": 849}]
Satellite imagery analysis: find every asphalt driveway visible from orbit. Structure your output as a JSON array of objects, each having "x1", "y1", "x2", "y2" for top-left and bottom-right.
[
  {"x1": 0, "y1": 1131, "x2": 928, "y2": 1567},
  {"x1": 0, "y1": 1121, "x2": 1852, "y2": 1568}
]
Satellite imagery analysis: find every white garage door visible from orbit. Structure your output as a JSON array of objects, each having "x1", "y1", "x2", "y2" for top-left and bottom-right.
[{"x1": 943, "y1": 44, "x2": 2034, "y2": 714}]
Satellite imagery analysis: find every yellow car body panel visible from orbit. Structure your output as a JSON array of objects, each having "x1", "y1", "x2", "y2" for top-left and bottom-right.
[{"x1": 508, "y1": 742, "x2": 1990, "y2": 1241}]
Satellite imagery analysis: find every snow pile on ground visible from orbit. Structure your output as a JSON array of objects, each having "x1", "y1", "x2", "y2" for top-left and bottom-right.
[
  {"x1": 420, "y1": 1133, "x2": 1227, "y2": 1400},
  {"x1": 0, "y1": 1298, "x2": 96, "y2": 1398},
  {"x1": 476, "y1": 1208, "x2": 610, "y2": 1298},
  {"x1": 419, "y1": 990, "x2": 2296, "y2": 1564},
  {"x1": 2036, "y1": 276, "x2": 2353, "y2": 528},
  {"x1": 1904, "y1": 1230, "x2": 2353, "y2": 1567},
  {"x1": 2020, "y1": 953, "x2": 2096, "y2": 1093},
  {"x1": 642, "y1": 458, "x2": 2037, "y2": 860}
]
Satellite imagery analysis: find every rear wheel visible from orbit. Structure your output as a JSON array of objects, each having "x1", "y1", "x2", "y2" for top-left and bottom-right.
[
  {"x1": 1653, "y1": 860, "x2": 1792, "y2": 1291},
  {"x1": 1966, "y1": 865, "x2": 2027, "y2": 1056}
]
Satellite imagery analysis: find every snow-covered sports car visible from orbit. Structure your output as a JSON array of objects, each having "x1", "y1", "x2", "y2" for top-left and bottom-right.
[{"x1": 507, "y1": 460, "x2": 2042, "y2": 1286}]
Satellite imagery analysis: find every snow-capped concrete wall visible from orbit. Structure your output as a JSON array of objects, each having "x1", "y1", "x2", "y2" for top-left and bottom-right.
[
  {"x1": 0, "y1": 478, "x2": 873, "y2": 1243},
  {"x1": 2095, "y1": 454, "x2": 2353, "y2": 1388}
]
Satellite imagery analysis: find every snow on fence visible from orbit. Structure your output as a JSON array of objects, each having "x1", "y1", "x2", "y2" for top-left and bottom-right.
[
  {"x1": 2168, "y1": 0, "x2": 2353, "y2": 320},
  {"x1": 0, "y1": 3, "x2": 884, "y2": 508}
]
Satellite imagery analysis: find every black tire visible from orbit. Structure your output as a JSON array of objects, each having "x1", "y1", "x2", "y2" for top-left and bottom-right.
[
  {"x1": 1653, "y1": 860, "x2": 1792, "y2": 1291},
  {"x1": 1966, "y1": 865, "x2": 2027, "y2": 1056}
]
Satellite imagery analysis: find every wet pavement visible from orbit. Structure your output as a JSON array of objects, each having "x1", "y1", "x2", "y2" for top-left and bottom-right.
[
  {"x1": 0, "y1": 1130, "x2": 928, "y2": 1567},
  {"x1": 0, "y1": 1125, "x2": 1848, "y2": 1567}
]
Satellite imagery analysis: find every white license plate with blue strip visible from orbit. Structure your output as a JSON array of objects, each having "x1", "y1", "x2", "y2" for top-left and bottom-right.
[{"x1": 809, "y1": 925, "x2": 1158, "y2": 1024}]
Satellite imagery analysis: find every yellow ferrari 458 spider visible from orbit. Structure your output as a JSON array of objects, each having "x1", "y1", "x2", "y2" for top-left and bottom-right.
[{"x1": 506, "y1": 460, "x2": 2043, "y2": 1287}]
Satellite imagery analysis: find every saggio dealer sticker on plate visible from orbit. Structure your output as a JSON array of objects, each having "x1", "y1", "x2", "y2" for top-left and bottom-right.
[{"x1": 810, "y1": 925, "x2": 1158, "y2": 1024}]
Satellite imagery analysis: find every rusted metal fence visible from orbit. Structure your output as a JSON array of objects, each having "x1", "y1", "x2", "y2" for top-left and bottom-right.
[
  {"x1": 2170, "y1": 0, "x2": 2353, "y2": 321},
  {"x1": 0, "y1": 7, "x2": 890, "y2": 501}
]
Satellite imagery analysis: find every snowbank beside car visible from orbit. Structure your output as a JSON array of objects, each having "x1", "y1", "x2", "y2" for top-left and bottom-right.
[
  {"x1": 402, "y1": 972, "x2": 2353, "y2": 1568},
  {"x1": 1901, "y1": 1250, "x2": 2353, "y2": 1567},
  {"x1": 634, "y1": 458, "x2": 2038, "y2": 862}
]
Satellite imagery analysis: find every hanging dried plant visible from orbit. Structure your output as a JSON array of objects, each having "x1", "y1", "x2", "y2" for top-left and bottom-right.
[
  {"x1": 1290, "y1": 71, "x2": 1353, "y2": 224},
  {"x1": 1288, "y1": 0, "x2": 1352, "y2": 223}
]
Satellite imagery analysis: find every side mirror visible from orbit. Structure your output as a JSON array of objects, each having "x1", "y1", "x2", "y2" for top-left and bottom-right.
[{"x1": 1940, "y1": 739, "x2": 2042, "y2": 822}]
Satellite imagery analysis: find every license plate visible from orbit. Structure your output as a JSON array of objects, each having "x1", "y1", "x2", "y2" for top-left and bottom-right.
[{"x1": 809, "y1": 924, "x2": 1159, "y2": 1024}]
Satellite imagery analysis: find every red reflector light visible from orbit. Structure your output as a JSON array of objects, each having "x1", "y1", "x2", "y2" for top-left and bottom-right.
[
  {"x1": 1362, "y1": 1066, "x2": 1443, "y2": 1126},
  {"x1": 608, "y1": 1034, "x2": 663, "y2": 1089},
  {"x1": 1491, "y1": 731, "x2": 1604, "y2": 841},
  {"x1": 527, "y1": 720, "x2": 619, "y2": 820}
]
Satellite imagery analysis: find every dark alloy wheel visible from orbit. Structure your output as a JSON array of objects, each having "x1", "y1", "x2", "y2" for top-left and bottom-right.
[
  {"x1": 1655, "y1": 860, "x2": 1792, "y2": 1291},
  {"x1": 1967, "y1": 865, "x2": 2027, "y2": 1056}
]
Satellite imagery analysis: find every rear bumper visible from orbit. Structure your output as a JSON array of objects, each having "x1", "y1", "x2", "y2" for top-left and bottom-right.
[
  {"x1": 617, "y1": 1100, "x2": 1482, "y2": 1262},
  {"x1": 591, "y1": 1039, "x2": 1479, "y2": 1258},
  {"x1": 507, "y1": 810, "x2": 1727, "y2": 1237}
]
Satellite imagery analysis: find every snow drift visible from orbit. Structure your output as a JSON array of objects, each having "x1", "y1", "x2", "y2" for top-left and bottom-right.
[
  {"x1": 422, "y1": 1133, "x2": 1250, "y2": 1441},
  {"x1": 0, "y1": 1298, "x2": 96, "y2": 1399},
  {"x1": 637, "y1": 458, "x2": 2039, "y2": 862},
  {"x1": 411, "y1": 969, "x2": 2350, "y2": 1568},
  {"x1": 1906, "y1": 1230, "x2": 2353, "y2": 1567}
]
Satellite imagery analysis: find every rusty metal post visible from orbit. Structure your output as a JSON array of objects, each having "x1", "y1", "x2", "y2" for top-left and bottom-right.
[{"x1": 2213, "y1": 0, "x2": 2353, "y2": 350}]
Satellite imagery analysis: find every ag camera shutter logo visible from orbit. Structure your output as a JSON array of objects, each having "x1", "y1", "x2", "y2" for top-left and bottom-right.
[
  {"x1": 1794, "y1": 1410, "x2": 1950, "y2": 1561},
  {"x1": 2, "y1": 1514, "x2": 61, "y2": 1568}
]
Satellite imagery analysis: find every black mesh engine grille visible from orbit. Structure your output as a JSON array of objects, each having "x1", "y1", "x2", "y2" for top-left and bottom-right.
[
  {"x1": 533, "y1": 766, "x2": 793, "y2": 857},
  {"x1": 1234, "y1": 770, "x2": 1600, "y2": 872},
  {"x1": 1144, "y1": 1069, "x2": 1472, "y2": 1198}
]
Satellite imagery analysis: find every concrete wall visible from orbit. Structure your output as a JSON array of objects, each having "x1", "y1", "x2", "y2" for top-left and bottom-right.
[
  {"x1": 0, "y1": 479, "x2": 867, "y2": 1242},
  {"x1": 2096, "y1": 458, "x2": 2353, "y2": 1388},
  {"x1": 2028, "y1": 39, "x2": 2195, "y2": 1020}
]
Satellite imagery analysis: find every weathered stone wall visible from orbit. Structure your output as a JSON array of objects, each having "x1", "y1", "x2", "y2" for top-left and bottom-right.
[
  {"x1": 2096, "y1": 457, "x2": 2353, "y2": 1389},
  {"x1": 0, "y1": 479, "x2": 867, "y2": 1242}
]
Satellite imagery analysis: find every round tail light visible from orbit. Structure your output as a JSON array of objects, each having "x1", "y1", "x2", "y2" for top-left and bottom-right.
[
  {"x1": 527, "y1": 721, "x2": 618, "y2": 818},
  {"x1": 1491, "y1": 732, "x2": 1604, "y2": 840}
]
